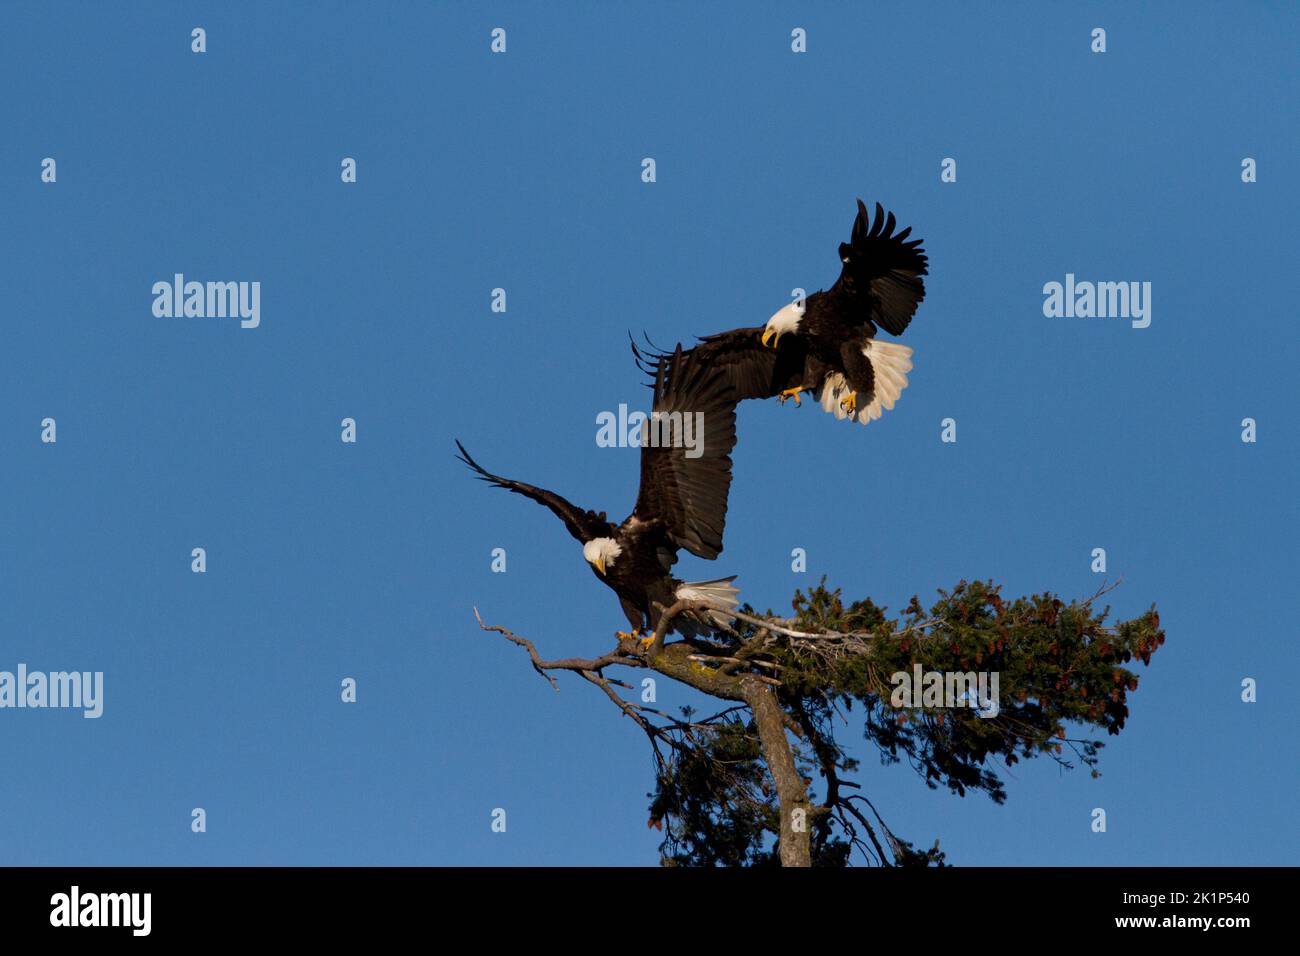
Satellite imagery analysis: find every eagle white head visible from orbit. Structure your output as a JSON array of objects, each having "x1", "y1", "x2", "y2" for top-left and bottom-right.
[
  {"x1": 583, "y1": 537, "x2": 622, "y2": 575},
  {"x1": 761, "y1": 301, "x2": 804, "y2": 348}
]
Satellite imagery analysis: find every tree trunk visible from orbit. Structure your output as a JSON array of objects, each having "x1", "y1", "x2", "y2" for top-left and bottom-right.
[{"x1": 742, "y1": 678, "x2": 811, "y2": 867}]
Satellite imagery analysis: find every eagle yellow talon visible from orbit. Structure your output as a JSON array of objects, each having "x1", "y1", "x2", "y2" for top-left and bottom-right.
[
  {"x1": 840, "y1": 392, "x2": 858, "y2": 415},
  {"x1": 778, "y1": 387, "x2": 803, "y2": 407},
  {"x1": 616, "y1": 629, "x2": 656, "y2": 651}
]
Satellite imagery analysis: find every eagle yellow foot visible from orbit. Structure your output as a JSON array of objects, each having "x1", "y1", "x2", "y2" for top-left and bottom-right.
[
  {"x1": 777, "y1": 387, "x2": 803, "y2": 407},
  {"x1": 839, "y1": 391, "x2": 858, "y2": 415},
  {"x1": 616, "y1": 629, "x2": 656, "y2": 651}
]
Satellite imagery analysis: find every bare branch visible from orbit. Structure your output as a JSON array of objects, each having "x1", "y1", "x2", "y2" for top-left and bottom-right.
[{"x1": 475, "y1": 607, "x2": 642, "y2": 689}]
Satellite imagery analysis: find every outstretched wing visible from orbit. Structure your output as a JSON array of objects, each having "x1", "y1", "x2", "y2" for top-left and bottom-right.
[
  {"x1": 455, "y1": 440, "x2": 611, "y2": 543},
  {"x1": 830, "y1": 199, "x2": 928, "y2": 336},
  {"x1": 630, "y1": 344, "x2": 739, "y2": 560},
  {"x1": 631, "y1": 327, "x2": 807, "y2": 402}
]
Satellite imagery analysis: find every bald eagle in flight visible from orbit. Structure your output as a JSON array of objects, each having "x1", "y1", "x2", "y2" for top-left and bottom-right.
[
  {"x1": 637, "y1": 199, "x2": 927, "y2": 425},
  {"x1": 456, "y1": 346, "x2": 740, "y2": 644}
]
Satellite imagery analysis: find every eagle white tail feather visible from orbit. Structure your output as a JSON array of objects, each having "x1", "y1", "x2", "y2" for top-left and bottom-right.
[
  {"x1": 675, "y1": 576, "x2": 740, "y2": 627},
  {"x1": 817, "y1": 338, "x2": 913, "y2": 426}
]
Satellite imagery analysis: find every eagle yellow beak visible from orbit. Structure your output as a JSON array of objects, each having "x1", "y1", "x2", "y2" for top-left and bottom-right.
[
  {"x1": 761, "y1": 328, "x2": 780, "y2": 349},
  {"x1": 593, "y1": 557, "x2": 606, "y2": 575}
]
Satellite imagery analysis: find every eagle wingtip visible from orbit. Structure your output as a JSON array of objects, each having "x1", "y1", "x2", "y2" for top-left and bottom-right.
[{"x1": 454, "y1": 439, "x2": 491, "y2": 478}]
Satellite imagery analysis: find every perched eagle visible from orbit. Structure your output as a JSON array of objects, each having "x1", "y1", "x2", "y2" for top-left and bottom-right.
[
  {"x1": 637, "y1": 199, "x2": 927, "y2": 426},
  {"x1": 456, "y1": 346, "x2": 740, "y2": 644}
]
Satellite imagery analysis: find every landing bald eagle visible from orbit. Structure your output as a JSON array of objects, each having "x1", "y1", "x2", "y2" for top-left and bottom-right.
[
  {"x1": 456, "y1": 346, "x2": 740, "y2": 643},
  {"x1": 638, "y1": 199, "x2": 927, "y2": 426}
]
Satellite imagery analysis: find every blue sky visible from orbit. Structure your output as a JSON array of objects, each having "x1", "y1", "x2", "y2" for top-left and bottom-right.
[{"x1": 1, "y1": 2, "x2": 1296, "y2": 866}]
